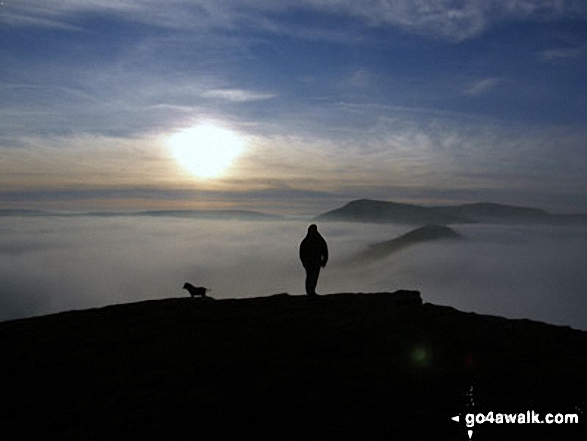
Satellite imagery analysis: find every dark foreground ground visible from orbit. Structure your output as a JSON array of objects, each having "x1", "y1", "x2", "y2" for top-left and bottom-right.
[{"x1": 0, "y1": 291, "x2": 586, "y2": 440}]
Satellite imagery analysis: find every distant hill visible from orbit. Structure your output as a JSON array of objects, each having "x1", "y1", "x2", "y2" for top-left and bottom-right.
[
  {"x1": 317, "y1": 199, "x2": 587, "y2": 225},
  {"x1": 356, "y1": 224, "x2": 462, "y2": 262},
  {"x1": 0, "y1": 209, "x2": 49, "y2": 217},
  {"x1": 316, "y1": 199, "x2": 474, "y2": 224},
  {"x1": 0, "y1": 292, "x2": 585, "y2": 440}
]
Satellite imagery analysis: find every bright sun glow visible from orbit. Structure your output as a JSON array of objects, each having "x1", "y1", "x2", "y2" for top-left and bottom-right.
[{"x1": 167, "y1": 123, "x2": 245, "y2": 179}]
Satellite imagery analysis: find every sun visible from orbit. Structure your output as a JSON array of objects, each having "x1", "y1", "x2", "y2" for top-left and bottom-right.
[{"x1": 167, "y1": 123, "x2": 245, "y2": 179}]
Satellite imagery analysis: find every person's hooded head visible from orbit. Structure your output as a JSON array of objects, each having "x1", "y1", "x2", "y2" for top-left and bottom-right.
[{"x1": 308, "y1": 224, "x2": 318, "y2": 234}]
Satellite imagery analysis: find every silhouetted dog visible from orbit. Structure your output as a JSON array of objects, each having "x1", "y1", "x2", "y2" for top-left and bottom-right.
[{"x1": 183, "y1": 283, "x2": 210, "y2": 298}]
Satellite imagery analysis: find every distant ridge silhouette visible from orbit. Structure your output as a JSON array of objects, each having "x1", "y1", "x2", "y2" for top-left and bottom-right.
[
  {"x1": 355, "y1": 224, "x2": 462, "y2": 262},
  {"x1": 317, "y1": 199, "x2": 472, "y2": 224},
  {"x1": 316, "y1": 199, "x2": 587, "y2": 225}
]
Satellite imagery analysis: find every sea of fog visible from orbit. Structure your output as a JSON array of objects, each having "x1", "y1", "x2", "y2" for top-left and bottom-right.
[{"x1": 1, "y1": 216, "x2": 586, "y2": 329}]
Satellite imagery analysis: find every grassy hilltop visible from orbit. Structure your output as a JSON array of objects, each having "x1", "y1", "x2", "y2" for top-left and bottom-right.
[{"x1": 0, "y1": 292, "x2": 586, "y2": 440}]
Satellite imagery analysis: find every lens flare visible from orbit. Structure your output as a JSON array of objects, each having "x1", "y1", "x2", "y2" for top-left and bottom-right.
[{"x1": 411, "y1": 346, "x2": 432, "y2": 368}]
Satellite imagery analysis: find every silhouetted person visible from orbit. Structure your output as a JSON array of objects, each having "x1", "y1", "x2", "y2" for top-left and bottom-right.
[{"x1": 299, "y1": 224, "x2": 328, "y2": 296}]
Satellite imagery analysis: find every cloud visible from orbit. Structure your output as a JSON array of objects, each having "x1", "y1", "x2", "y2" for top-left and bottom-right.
[
  {"x1": 339, "y1": 69, "x2": 373, "y2": 89},
  {"x1": 3, "y1": 113, "x2": 587, "y2": 213},
  {"x1": 540, "y1": 46, "x2": 585, "y2": 61},
  {"x1": 202, "y1": 89, "x2": 276, "y2": 102},
  {"x1": 230, "y1": 118, "x2": 587, "y2": 211},
  {"x1": 463, "y1": 77, "x2": 504, "y2": 96},
  {"x1": 1, "y1": 217, "x2": 586, "y2": 330},
  {"x1": 0, "y1": 10, "x2": 84, "y2": 30},
  {"x1": 0, "y1": 134, "x2": 179, "y2": 192},
  {"x1": 307, "y1": 0, "x2": 585, "y2": 41},
  {"x1": 3, "y1": 0, "x2": 586, "y2": 41},
  {"x1": 2, "y1": 0, "x2": 587, "y2": 216}
]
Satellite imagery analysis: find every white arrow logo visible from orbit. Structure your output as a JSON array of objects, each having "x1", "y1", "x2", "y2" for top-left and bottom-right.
[{"x1": 451, "y1": 415, "x2": 473, "y2": 439}]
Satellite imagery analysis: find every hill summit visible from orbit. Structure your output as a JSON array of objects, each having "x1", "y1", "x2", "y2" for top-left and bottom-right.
[
  {"x1": 316, "y1": 199, "x2": 585, "y2": 225},
  {"x1": 0, "y1": 292, "x2": 585, "y2": 440}
]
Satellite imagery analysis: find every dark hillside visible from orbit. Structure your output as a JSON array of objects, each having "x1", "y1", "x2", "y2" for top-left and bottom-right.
[
  {"x1": 355, "y1": 224, "x2": 462, "y2": 262},
  {"x1": 316, "y1": 199, "x2": 472, "y2": 224},
  {"x1": 0, "y1": 292, "x2": 585, "y2": 440},
  {"x1": 316, "y1": 199, "x2": 587, "y2": 225}
]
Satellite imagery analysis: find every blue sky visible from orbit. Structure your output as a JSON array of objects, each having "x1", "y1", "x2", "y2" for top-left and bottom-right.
[{"x1": 1, "y1": 0, "x2": 586, "y2": 213}]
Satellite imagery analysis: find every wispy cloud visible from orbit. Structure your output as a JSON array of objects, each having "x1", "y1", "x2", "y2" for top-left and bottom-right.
[
  {"x1": 3, "y1": 0, "x2": 586, "y2": 41},
  {"x1": 202, "y1": 89, "x2": 276, "y2": 103},
  {"x1": 0, "y1": 134, "x2": 178, "y2": 190},
  {"x1": 463, "y1": 77, "x2": 504, "y2": 96},
  {"x1": 230, "y1": 119, "x2": 587, "y2": 209},
  {"x1": 339, "y1": 69, "x2": 373, "y2": 89},
  {"x1": 1, "y1": 0, "x2": 586, "y2": 213},
  {"x1": 540, "y1": 46, "x2": 585, "y2": 61},
  {"x1": 2, "y1": 116, "x2": 587, "y2": 212}
]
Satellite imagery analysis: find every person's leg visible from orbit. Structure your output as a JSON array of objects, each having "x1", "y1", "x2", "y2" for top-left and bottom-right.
[
  {"x1": 306, "y1": 266, "x2": 321, "y2": 295},
  {"x1": 305, "y1": 267, "x2": 312, "y2": 295}
]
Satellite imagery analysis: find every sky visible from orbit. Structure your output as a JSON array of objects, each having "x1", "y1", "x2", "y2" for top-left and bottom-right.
[{"x1": 1, "y1": 0, "x2": 587, "y2": 214}]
